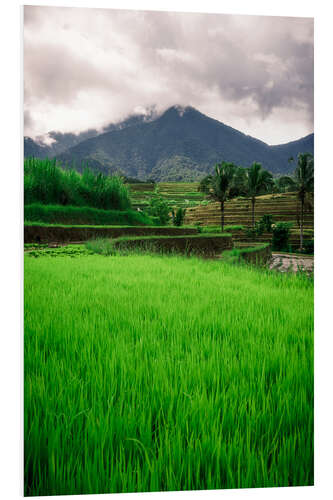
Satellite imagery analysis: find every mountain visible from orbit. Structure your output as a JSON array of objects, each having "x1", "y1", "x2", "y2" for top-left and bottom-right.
[
  {"x1": 25, "y1": 106, "x2": 314, "y2": 180},
  {"x1": 24, "y1": 137, "x2": 52, "y2": 158},
  {"x1": 24, "y1": 107, "x2": 158, "y2": 161},
  {"x1": 270, "y1": 134, "x2": 314, "y2": 164}
]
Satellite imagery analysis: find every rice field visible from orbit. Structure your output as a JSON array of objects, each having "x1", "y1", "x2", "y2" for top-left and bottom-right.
[{"x1": 24, "y1": 253, "x2": 313, "y2": 496}]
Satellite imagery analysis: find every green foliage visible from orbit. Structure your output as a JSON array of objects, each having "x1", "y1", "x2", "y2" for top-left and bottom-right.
[
  {"x1": 272, "y1": 222, "x2": 293, "y2": 251},
  {"x1": 210, "y1": 162, "x2": 237, "y2": 203},
  {"x1": 245, "y1": 162, "x2": 274, "y2": 198},
  {"x1": 292, "y1": 153, "x2": 314, "y2": 250},
  {"x1": 274, "y1": 175, "x2": 296, "y2": 193},
  {"x1": 150, "y1": 156, "x2": 203, "y2": 181},
  {"x1": 146, "y1": 194, "x2": 171, "y2": 225},
  {"x1": 301, "y1": 239, "x2": 314, "y2": 255},
  {"x1": 222, "y1": 243, "x2": 271, "y2": 265},
  {"x1": 228, "y1": 166, "x2": 248, "y2": 197},
  {"x1": 85, "y1": 239, "x2": 116, "y2": 256},
  {"x1": 201, "y1": 225, "x2": 244, "y2": 233},
  {"x1": 24, "y1": 203, "x2": 154, "y2": 226},
  {"x1": 24, "y1": 253, "x2": 313, "y2": 495},
  {"x1": 261, "y1": 214, "x2": 274, "y2": 232},
  {"x1": 294, "y1": 153, "x2": 314, "y2": 201},
  {"x1": 25, "y1": 244, "x2": 92, "y2": 258},
  {"x1": 198, "y1": 175, "x2": 212, "y2": 194},
  {"x1": 246, "y1": 214, "x2": 275, "y2": 238},
  {"x1": 171, "y1": 207, "x2": 186, "y2": 226},
  {"x1": 24, "y1": 157, "x2": 131, "y2": 210}
]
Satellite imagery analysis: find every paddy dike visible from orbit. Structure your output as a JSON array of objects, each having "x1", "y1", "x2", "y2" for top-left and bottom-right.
[{"x1": 24, "y1": 225, "x2": 199, "y2": 244}]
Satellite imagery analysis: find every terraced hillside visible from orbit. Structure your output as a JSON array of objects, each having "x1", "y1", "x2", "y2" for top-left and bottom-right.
[
  {"x1": 126, "y1": 183, "x2": 155, "y2": 209},
  {"x1": 127, "y1": 182, "x2": 205, "y2": 209},
  {"x1": 185, "y1": 192, "x2": 314, "y2": 247},
  {"x1": 185, "y1": 192, "x2": 313, "y2": 227}
]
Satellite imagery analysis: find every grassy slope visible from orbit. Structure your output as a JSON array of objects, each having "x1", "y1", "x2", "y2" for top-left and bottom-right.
[
  {"x1": 24, "y1": 254, "x2": 313, "y2": 496},
  {"x1": 24, "y1": 203, "x2": 155, "y2": 226}
]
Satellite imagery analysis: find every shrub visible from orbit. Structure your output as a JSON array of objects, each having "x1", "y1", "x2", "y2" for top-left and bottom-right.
[
  {"x1": 302, "y1": 239, "x2": 314, "y2": 255},
  {"x1": 271, "y1": 222, "x2": 293, "y2": 251},
  {"x1": 246, "y1": 215, "x2": 274, "y2": 239},
  {"x1": 146, "y1": 194, "x2": 171, "y2": 225},
  {"x1": 172, "y1": 208, "x2": 186, "y2": 226},
  {"x1": 261, "y1": 214, "x2": 274, "y2": 232}
]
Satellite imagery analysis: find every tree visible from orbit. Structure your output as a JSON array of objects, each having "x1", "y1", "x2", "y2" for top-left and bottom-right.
[
  {"x1": 147, "y1": 194, "x2": 171, "y2": 225},
  {"x1": 205, "y1": 162, "x2": 236, "y2": 231},
  {"x1": 229, "y1": 166, "x2": 247, "y2": 197},
  {"x1": 245, "y1": 162, "x2": 274, "y2": 228},
  {"x1": 292, "y1": 153, "x2": 314, "y2": 250},
  {"x1": 198, "y1": 174, "x2": 213, "y2": 194},
  {"x1": 274, "y1": 175, "x2": 296, "y2": 193}
]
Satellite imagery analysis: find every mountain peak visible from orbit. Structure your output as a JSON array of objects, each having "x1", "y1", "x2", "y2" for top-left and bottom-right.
[
  {"x1": 25, "y1": 105, "x2": 314, "y2": 180},
  {"x1": 163, "y1": 105, "x2": 196, "y2": 117}
]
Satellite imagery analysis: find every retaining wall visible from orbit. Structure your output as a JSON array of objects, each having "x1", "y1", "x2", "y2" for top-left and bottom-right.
[
  {"x1": 113, "y1": 235, "x2": 233, "y2": 256},
  {"x1": 24, "y1": 225, "x2": 199, "y2": 243}
]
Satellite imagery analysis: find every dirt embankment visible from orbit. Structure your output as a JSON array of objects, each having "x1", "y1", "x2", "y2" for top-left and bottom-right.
[
  {"x1": 24, "y1": 225, "x2": 199, "y2": 244},
  {"x1": 113, "y1": 235, "x2": 233, "y2": 257}
]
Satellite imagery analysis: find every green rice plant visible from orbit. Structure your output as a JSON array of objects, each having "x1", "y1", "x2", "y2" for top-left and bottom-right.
[
  {"x1": 222, "y1": 243, "x2": 271, "y2": 266},
  {"x1": 85, "y1": 238, "x2": 116, "y2": 256},
  {"x1": 24, "y1": 253, "x2": 313, "y2": 496},
  {"x1": 202, "y1": 225, "x2": 244, "y2": 233},
  {"x1": 24, "y1": 204, "x2": 154, "y2": 226}
]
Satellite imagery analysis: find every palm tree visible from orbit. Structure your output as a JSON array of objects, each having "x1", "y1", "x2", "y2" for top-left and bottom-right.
[
  {"x1": 245, "y1": 162, "x2": 274, "y2": 227},
  {"x1": 293, "y1": 153, "x2": 314, "y2": 250},
  {"x1": 200, "y1": 162, "x2": 236, "y2": 231}
]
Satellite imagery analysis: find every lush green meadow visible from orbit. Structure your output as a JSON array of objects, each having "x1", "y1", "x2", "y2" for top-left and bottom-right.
[{"x1": 24, "y1": 253, "x2": 313, "y2": 496}]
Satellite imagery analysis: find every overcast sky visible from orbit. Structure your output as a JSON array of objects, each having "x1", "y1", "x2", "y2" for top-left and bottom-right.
[{"x1": 24, "y1": 6, "x2": 313, "y2": 145}]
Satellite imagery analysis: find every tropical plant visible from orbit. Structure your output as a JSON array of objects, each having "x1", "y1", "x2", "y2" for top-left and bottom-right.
[
  {"x1": 271, "y1": 222, "x2": 293, "y2": 252},
  {"x1": 229, "y1": 166, "x2": 247, "y2": 197},
  {"x1": 290, "y1": 153, "x2": 314, "y2": 250},
  {"x1": 147, "y1": 194, "x2": 171, "y2": 225},
  {"x1": 197, "y1": 175, "x2": 213, "y2": 194},
  {"x1": 261, "y1": 214, "x2": 274, "y2": 232},
  {"x1": 274, "y1": 175, "x2": 296, "y2": 193},
  {"x1": 171, "y1": 207, "x2": 186, "y2": 226},
  {"x1": 201, "y1": 162, "x2": 237, "y2": 231},
  {"x1": 244, "y1": 162, "x2": 274, "y2": 227}
]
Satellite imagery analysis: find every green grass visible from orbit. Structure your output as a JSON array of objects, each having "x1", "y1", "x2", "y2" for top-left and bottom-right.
[
  {"x1": 24, "y1": 221, "x2": 168, "y2": 229},
  {"x1": 201, "y1": 225, "x2": 244, "y2": 233},
  {"x1": 24, "y1": 253, "x2": 313, "y2": 496},
  {"x1": 24, "y1": 203, "x2": 155, "y2": 226},
  {"x1": 222, "y1": 244, "x2": 271, "y2": 265}
]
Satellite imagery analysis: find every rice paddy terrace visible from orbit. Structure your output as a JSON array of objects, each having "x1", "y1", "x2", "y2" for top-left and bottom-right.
[
  {"x1": 127, "y1": 182, "x2": 205, "y2": 209},
  {"x1": 128, "y1": 183, "x2": 313, "y2": 247},
  {"x1": 185, "y1": 191, "x2": 314, "y2": 247}
]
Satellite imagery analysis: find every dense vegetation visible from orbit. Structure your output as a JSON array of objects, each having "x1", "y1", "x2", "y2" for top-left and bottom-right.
[
  {"x1": 24, "y1": 252, "x2": 313, "y2": 496},
  {"x1": 24, "y1": 157, "x2": 131, "y2": 210},
  {"x1": 24, "y1": 204, "x2": 154, "y2": 226}
]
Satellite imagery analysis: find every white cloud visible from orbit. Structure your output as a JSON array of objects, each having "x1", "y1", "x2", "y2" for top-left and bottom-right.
[{"x1": 24, "y1": 6, "x2": 313, "y2": 144}]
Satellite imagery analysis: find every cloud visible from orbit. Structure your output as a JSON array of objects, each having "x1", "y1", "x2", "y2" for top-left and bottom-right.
[{"x1": 24, "y1": 6, "x2": 313, "y2": 144}]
